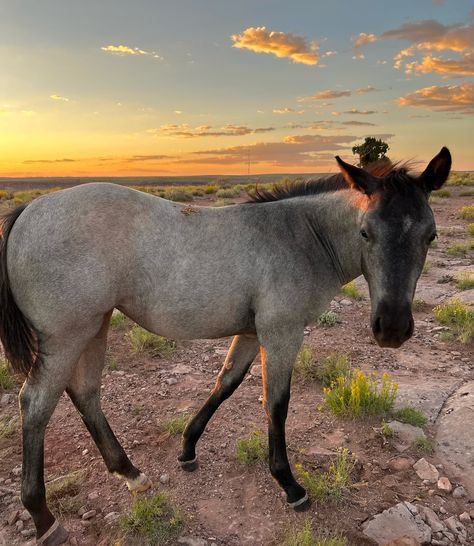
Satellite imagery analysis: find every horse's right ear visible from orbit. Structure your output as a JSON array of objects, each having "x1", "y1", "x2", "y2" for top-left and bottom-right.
[
  {"x1": 335, "y1": 156, "x2": 378, "y2": 195},
  {"x1": 419, "y1": 147, "x2": 452, "y2": 192}
]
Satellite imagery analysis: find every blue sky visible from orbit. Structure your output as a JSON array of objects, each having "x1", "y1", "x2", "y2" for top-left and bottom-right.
[{"x1": 0, "y1": 0, "x2": 473, "y2": 176}]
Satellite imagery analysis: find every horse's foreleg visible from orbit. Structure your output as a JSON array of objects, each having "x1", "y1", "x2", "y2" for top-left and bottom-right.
[
  {"x1": 178, "y1": 334, "x2": 259, "y2": 469},
  {"x1": 258, "y1": 325, "x2": 310, "y2": 511},
  {"x1": 67, "y1": 313, "x2": 151, "y2": 493}
]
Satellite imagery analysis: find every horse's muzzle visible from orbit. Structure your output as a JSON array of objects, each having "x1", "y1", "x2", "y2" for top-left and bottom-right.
[{"x1": 371, "y1": 301, "x2": 414, "y2": 348}]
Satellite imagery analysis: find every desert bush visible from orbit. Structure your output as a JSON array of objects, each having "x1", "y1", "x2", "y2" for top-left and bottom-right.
[
  {"x1": 110, "y1": 310, "x2": 127, "y2": 329},
  {"x1": 446, "y1": 241, "x2": 474, "y2": 256},
  {"x1": 294, "y1": 345, "x2": 315, "y2": 382},
  {"x1": 433, "y1": 299, "x2": 474, "y2": 343},
  {"x1": 295, "y1": 449, "x2": 354, "y2": 503},
  {"x1": 46, "y1": 470, "x2": 86, "y2": 516},
  {"x1": 315, "y1": 353, "x2": 351, "y2": 387},
  {"x1": 456, "y1": 272, "x2": 474, "y2": 290},
  {"x1": 393, "y1": 406, "x2": 427, "y2": 427},
  {"x1": 324, "y1": 369, "x2": 397, "y2": 417},
  {"x1": 281, "y1": 518, "x2": 347, "y2": 546},
  {"x1": 216, "y1": 187, "x2": 241, "y2": 199},
  {"x1": 414, "y1": 436, "x2": 433, "y2": 454},
  {"x1": 460, "y1": 189, "x2": 474, "y2": 197},
  {"x1": 381, "y1": 421, "x2": 394, "y2": 438},
  {"x1": 126, "y1": 325, "x2": 176, "y2": 357},
  {"x1": 341, "y1": 281, "x2": 363, "y2": 300},
  {"x1": 318, "y1": 311, "x2": 338, "y2": 327},
  {"x1": 0, "y1": 358, "x2": 15, "y2": 390},
  {"x1": 204, "y1": 185, "x2": 218, "y2": 194},
  {"x1": 468, "y1": 223, "x2": 474, "y2": 237},
  {"x1": 459, "y1": 205, "x2": 474, "y2": 220},
  {"x1": 236, "y1": 430, "x2": 268, "y2": 464},
  {"x1": 121, "y1": 492, "x2": 183, "y2": 545},
  {"x1": 161, "y1": 413, "x2": 191, "y2": 435},
  {"x1": 432, "y1": 188, "x2": 451, "y2": 198},
  {"x1": 447, "y1": 172, "x2": 474, "y2": 186},
  {"x1": 0, "y1": 416, "x2": 18, "y2": 438},
  {"x1": 164, "y1": 189, "x2": 193, "y2": 202}
]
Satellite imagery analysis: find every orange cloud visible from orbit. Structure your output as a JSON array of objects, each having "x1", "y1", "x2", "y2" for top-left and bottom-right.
[
  {"x1": 50, "y1": 94, "x2": 70, "y2": 102},
  {"x1": 231, "y1": 27, "x2": 319, "y2": 65},
  {"x1": 405, "y1": 53, "x2": 474, "y2": 75},
  {"x1": 397, "y1": 83, "x2": 474, "y2": 113},
  {"x1": 301, "y1": 89, "x2": 351, "y2": 101},
  {"x1": 101, "y1": 44, "x2": 162, "y2": 59},
  {"x1": 354, "y1": 33, "x2": 377, "y2": 48},
  {"x1": 152, "y1": 123, "x2": 275, "y2": 138}
]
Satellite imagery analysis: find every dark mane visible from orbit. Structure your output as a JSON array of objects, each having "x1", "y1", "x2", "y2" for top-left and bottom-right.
[{"x1": 247, "y1": 159, "x2": 418, "y2": 203}]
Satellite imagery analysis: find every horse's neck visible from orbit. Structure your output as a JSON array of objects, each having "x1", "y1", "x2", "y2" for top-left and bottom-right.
[{"x1": 289, "y1": 192, "x2": 363, "y2": 285}]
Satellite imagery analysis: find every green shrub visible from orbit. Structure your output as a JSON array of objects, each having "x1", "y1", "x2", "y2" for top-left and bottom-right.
[
  {"x1": 432, "y1": 188, "x2": 451, "y2": 198},
  {"x1": 216, "y1": 187, "x2": 241, "y2": 199},
  {"x1": 341, "y1": 281, "x2": 363, "y2": 300},
  {"x1": 126, "y1": 325, "x2": 176, "y2": 357},
  {"x1": 295, "y1": 449, "x2": 354, "y2": 503},
  {"x1": 456, "y1": 272, "x2": 474, "y2": 290},
  {"x1": 164, "y1": 189, "x2": 193, "y2": 202},
  {"x1": 381, "y1": 421, "x2": 394, "y2": 438},
  {"x1": 110, "y1": 310, "x2": 127, "y2": 329},
  {"x1": 0, "y1": 416, "x2": 18, "y2": 438},
  {"x1": 46, "y1": 470, "x2": 86, "y2": 517},
  {"x1": 294, "y1": 345, "x2": 316, "y2": 382},
  {"x1": 121, "y1": 492, "x2": 183, "y2": 545},
  {"x1": 433, "y1": 299, "x2": 474, "y2": 343},
  {"x1": 414, "y1": 436, "x2": 434, "y2": 454},
  {"x1": 236, "y1": 430, "x2": 268, "y2": 464},
  {"x1": 393, "y1": 406, "x2": 427, "y2": 427},
  {"x1": 204, "y1": 185, "x2": 217, "y2": 194},
  {"x1": 281, "y1": 519, "x2": 347, "y2": 546},
  {"x1": 446, "y1": 241, "x2": 474, "y2": 256},
  {"x1": 315, "y1": 353, "x2": 351, "y2": 387},
  {"x1": 324, "y1": 369, "x2": 397, "y2": 417},
  {"x1": 161, "y1": 413, "x2": 191, "y2": 435},
  {"x1": 0, "y1": 358, "x2": 15, "y2": 390},
  {"x1": 318, "y1": 311, "x2": 338, "y2": 327},
  {"x1": 460, "y1": 189, "x2": 474, "y2": 197},
  {"x1": 459, "y1": 205, "x2": 474, "y2": 220},
  {"x1": 422, "y1": 261, "x2": 432, "y2": 274},
  {"x1": 468, "y1": 223, "x2": 474, "y2": 237},
  {"x1": 447, "y1": 173, "x2": 474, "y2": 186}
]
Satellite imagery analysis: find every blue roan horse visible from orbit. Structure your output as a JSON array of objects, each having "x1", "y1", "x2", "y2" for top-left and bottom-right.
[{"x1": 0, "y1": 148, "x2": 451, "y2": 545}]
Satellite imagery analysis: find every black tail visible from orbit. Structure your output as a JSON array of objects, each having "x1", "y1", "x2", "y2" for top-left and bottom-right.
[{"x1": 0, "y1": 205, "x2": 40, "y2": 377}]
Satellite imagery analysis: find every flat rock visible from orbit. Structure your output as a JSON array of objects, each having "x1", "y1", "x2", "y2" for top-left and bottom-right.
[
  {"x1": 387, "y1": 421, "x2": 425, "y2": 452},
  {"x1": 388, "y1": 456, "x2": 415, "y2": 472},
  {"x1": 437, "y1": 477, "x2": 452, "y2": 492},
  {"x1": 435, "y1": 381, "x2": 474, "y2": 496},
  {"x1": 362, "y1": 502, "x2": 432, "y2": 545},
  {"x1": 413, "y1": 458, "x2": 439, "y2": 483}
]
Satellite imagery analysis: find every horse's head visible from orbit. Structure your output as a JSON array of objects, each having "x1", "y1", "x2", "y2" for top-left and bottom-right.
[{"x1": 335, "y1": 147, "x2": 451, "y2": 348}]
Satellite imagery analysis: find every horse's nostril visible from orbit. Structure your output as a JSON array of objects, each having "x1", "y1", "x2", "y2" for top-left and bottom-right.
[{"x1": 373, "y1": 316, "x2": 382, "y2": 335}]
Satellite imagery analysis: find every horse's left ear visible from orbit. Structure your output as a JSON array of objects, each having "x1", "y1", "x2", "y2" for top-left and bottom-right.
[
  {"x1": 419, "y1": 147, "x2": 452, "y2": 192},
  {"x1": 335, "y1": 156, "x2": 378, "y2": 195}
]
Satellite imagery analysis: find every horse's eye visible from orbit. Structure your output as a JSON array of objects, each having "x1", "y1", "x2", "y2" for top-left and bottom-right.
[
  {"x1": 428, "y1": 232, "x2": 437, "y2": 244},
  {"x1": 360, "y1": 229, "x2": 369, "y2": 240}
]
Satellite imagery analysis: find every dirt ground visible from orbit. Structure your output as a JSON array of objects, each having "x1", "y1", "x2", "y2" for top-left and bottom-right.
[{"x1": 0, "y1": 184, "x2": 473, "y2": 545}]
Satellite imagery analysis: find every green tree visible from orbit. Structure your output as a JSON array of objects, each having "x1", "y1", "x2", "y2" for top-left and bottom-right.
[{"x1": 352, "y1": 137, "x2": 389, "y2": 167}]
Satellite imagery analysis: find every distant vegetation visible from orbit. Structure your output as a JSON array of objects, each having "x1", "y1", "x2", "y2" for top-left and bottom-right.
[
  {"x1": 433, "y1": 299, "x2": 474, "y2": 344},
  {"x1": 341, "y1": 281, "x2": 363, "y2": 300}
]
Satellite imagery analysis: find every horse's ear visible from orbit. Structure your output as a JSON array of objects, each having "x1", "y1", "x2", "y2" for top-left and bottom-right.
[
  {"x1": 335, "y1": 156, "x2": 378, "y2": 195},
  {"x1": 419, "y1": 147, "x2": 451, "y2": 192}
]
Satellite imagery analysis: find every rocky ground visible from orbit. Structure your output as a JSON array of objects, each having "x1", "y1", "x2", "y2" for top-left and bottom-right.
[{"x1": 0, "y1": 184, "x2": 473, "y2": 546}]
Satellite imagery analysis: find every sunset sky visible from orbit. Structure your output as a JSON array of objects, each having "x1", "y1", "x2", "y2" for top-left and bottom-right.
[{"x1": 1, "y1": 0, "x2": 473, "y2": 177}]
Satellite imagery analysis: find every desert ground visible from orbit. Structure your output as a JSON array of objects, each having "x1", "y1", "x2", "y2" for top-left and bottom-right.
[{"x1": 0, "y1": 177, "x2": 473, "y2": 546}]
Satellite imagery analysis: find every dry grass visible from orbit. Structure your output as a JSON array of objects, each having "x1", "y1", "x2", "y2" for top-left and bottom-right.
[
  {"x1": 126, "y1": 325, "x2": 176, "y2": 357},
  {"x1": 236, "y1": 430, "x2": 268, "y2": 464}
]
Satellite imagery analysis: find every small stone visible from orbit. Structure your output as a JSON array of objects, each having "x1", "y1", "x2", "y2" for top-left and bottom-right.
[
  {"x1": 413, "y1": 458, "x2": 439, "y2": 483},
  {"x1": 7, "y1": 510, "x2": 20, "y2": 526},
  {"x1": 444, "y1": 515, "x2": 465, "y2": 534},
  {"x1": 452, "y1": 486, "x2": 467, "y2": 498},
  {"x1": 20, "y1": 529, "x2": 35, "y2": 538},
  {"x1": 159, "y1": 474, "x2": 170, "y2": 485},
  {"x1": 19, "y1": 509, "x2": 30, "y2": 522},
  {"x1": 340, "y1": 298, "x2": 353, "y2": 306},
  {"x1": 87, "y1": 491, "x2": 99, "y2": 500},
  {"x1": 459, "y1": 512, "x2": 471, "y2": 523},
  {"x1": 443, "y1": 531, "x2": 455, "y2": 541},
  {"x1": 104, "y1": 511, "x2": 120, "y2": 523},
  {"x1": 82, "y1": 509, "x2": 97, "y2": 520},
  {"x1": 15, "y1": 519, "x2": 24, "y2": 531},
  {"x1": 78, "y1": 506, "x2": 87, "y2": 517},
  {"x1": 437, "y1": 477, "x2": 452, "y2": 492},
  {"x1": 416, "y1": 505, "x2": 445, "y2": 533},
  {"x1": 11, "y1": 466, "x2": 22, "y2": 478},
  {"x1": 165, "y1": 377, "x2": 178, "y2": 386},
  {"x1": 439, "y1": 507, "x2": 447, "y2": 514},
  {"x1": 0, "y1": 393, "x2": 14, "y2": 406},
  {"x1": 82, "y1": 449, "x2": 89, "y2": 456},
  {"x1": 388, "y1": 456, "x2": 415, "y2": 472}
]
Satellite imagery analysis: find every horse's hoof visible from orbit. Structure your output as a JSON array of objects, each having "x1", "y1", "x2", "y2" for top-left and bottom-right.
[
  {"x1": 289, "y1": 493, "x2": 311, "y2": 512},
  {"x1": 126, "y1": 472, "x2": 153, "y2": 493},
  {"x1": 36, "y1": 520, "x2": 69, "y2": 546},
  {"x1": 179, "y1": 457, "x2": 198, "y2": 472}
]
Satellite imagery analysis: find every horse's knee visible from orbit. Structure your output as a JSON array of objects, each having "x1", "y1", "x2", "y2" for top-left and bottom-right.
[{"x1": 21, "y1": 481, "x2": 45, "y2": 513}]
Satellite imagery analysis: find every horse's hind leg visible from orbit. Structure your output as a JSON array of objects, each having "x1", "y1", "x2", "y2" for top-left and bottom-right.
[
  {"x1": 66, "y1": 312, "x2": 151, "y2": 493},
  {"x1": 178, "y1": 334, "x2": 259, "y2": 469}
]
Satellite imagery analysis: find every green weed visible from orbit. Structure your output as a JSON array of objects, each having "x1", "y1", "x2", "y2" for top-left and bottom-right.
[
  {"x1": 0, "y1": 416, "x2": 18, "y2": 438},
  {"x1": 318, "y1": 311, "x2": 339, "y2": 327},
  {"x1": 161, "y1": 413, "x2": 192, "y2": 435},
  {"x1": 393, "y1": 406, "x2": 427, "y2": 427},
  {"x1": 433, "y1": 299, "x2": 474, "y2": 343},
  {"x1": 422, "y1": 261, "x2": 432, "y2": 274},
  {"x1": 459, "y1": 205, "x2": 474, "y2": 220},
  {"x1": 323, "y1": 369, "x2": 398, "y2": 417},
  {"x1": 110, "y1": 310, "x2": 127, "y2": 329},
  {"x1": 460, "y1": 189, "x2": 474, "y2": 197},
  {"x1": 295, "y1": 449, "x2": 354, "y2": 503},
  {"x1": 281, "y1": 518, "x2": 347, "y2": 546},
  {"x1": 446, "y1": 241, "x2": 474, "y2": 256},
  {"x1": 236, "y1": 430, "x2": 268, "y2": 464},
  {"x1": 126, "y1": 325, "x2": 176, "y2": 357},
  {"x1": 456, "y1": 272, "x2": 474, "y2": 290},
  {"x1": 432, "y1": 188, "x2": 451, "y2": 198},
  {"x1": 0, "y1": 358, "x2": 15, "y2": 390},
  {"x1": 315, "y1": 353, "x2": 351, "y2": 387},
  {"x1": 468, "y1": 223, "x2": 474, "y2": 237},
  {"x1": 216, "y1": 187, "x2": 241, "y2": 199},
  {"x1": 381, "y1": 421, "x2": 394, "y2": 438},
  {"x1": 414, "y1": 436, "x2": 434, "y2": 454},
  {"x1": 121, "y1": 492, "x2": 183, "y2": 545},
  {"x1": 294, "y1": 346, "x2": 316, "y2": 382},
  {"x1": 341, "y1": 281, "x2": 363, "y2": 300}
]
